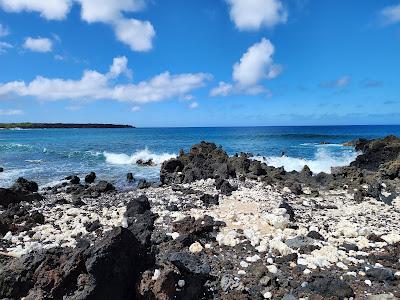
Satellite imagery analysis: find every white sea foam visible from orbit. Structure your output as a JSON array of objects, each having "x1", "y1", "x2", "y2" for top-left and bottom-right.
[
  {"x1": 25, "y1": 159, "x2": 43, "y2": 163},
  {"x1": 103, "y1": 148, "x2": 176, "y2": 166},
  {"x1": 253, "y1": 148, "x2": 358, "y2": 174}
]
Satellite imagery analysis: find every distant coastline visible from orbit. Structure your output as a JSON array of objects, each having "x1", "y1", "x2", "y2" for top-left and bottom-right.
[{"x1": 0, "y1": 123, "x2": 135, "y2": 129}]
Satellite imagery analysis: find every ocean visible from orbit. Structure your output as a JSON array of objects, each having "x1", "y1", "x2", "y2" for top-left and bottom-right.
[{"x1": 1, "y1": 125, "x2": 400, "y2": 189}]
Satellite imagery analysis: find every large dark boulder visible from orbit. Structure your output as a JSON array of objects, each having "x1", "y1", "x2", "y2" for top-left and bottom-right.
[
  {"x1": 91, "y1": 181, "x2": 115, "y2": 193},
  {"x1": 85, "y1": 172, "x2": 96, "y2": 184},
  {"x1": 160, "y1": 142, "x2": 231, "y2": 184},
  {"x1": 160, "y1": 159, "x2": 184, "y2": 184},
  {"x1": 0, "y1": 178, "x2": 43, "y2": 208},
  {"x1": 229, "y1": 154, "x2": 251, "y2": 175},
  {"x1": 81, "y1": 227, "x2": 151, "y2": 299},
  {"x1": 124, "y1": 195, "x2": 157, "y2": 248},
  {"x1": 0, "y1": 227, "x2": 153, "y2": 300},
  {"x1": 350, "y1": 135, "x2": 400, "y2": 171},
  {"x1": 0, "y1": 188, "x2": 25, "y2": 207},
  {"x1": 12, "y1": 177, "x2": 38, "y2": 193}
]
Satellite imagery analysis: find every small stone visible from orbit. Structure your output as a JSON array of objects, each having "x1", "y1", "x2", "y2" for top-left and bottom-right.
[
  {"x1": 365, "y1": 279, "x2": 372, "y2": 286},
  {"x1": 152, "y1": 269, "x2": 161, "y2": 280},
  {"x1": 270, "y1": 240, "x2": 292, "y2": 256},
  {"x1": 238, "y1": 270, "x2": 246, "y2": 275},
  {"x1": 263, "y1": 291, "x2": 272, "y2": 299},
  {"x1": 246, "y1": 254, "x2": 260, "y2": 262},
  {"x1": 240, "y1": 261, "x2": 249, "y2": 268},
  {"x1": 267, "y1": 265, "x2": 278, "y2": 274},
  {"x1": 336, "y1": 262, "x2": 349, "y2": 270},
  {"x1": 307, "y1": 230, "x2": 325, "y2": 241},
  {"x1": 121, "y1": 217, "x2": 128, "y2": 228},
  {"x1": 177, "y1": 279, "x2": 185, "y2": 288},
  {"x1": 189, "y1": 241, "x2": 204, "y2": 253},
  {"x1": 170, "y1": 232, "x2": 180, "y2": 240}
]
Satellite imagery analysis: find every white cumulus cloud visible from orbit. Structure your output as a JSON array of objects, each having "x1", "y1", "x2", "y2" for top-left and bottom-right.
[
  {"x1": 77, "y1": 0, "x2": 155, "y2": 52},
  {"x1": 0, "y1": 0, "x2": 71, "y2": 20},
  {"x1": 381, "y1": 4, "x2": 400, "y2": 25},
  {"x1": 77, "y1": 0, "x2": 145, "y2": 23},
  {"x1": 114, "y1": 18, "x2": 155, "y2": 52},
  {"x1": 233, "y1": 38, "x2": 279, "y2": 86},
  {"x1": 210, "y1": 38, "x2": 281, "y2": 96},
  {"x1": 226, "y1": 0, "x2": 287, "y2": 31},
  {"x1": 0, "y1": 56, "x2": 211, "y2": 104},
  {"x1": 0, "y1": 0, "x2": 155, "y2": 52},
  {"x1": 23, "y1": 37, "x2": 53, "y2": 53}
]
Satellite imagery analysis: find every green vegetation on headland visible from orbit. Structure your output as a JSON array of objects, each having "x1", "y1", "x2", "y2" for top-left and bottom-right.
[{"x1": 0, "y1": 123, "x2": 135, "y2": 129}]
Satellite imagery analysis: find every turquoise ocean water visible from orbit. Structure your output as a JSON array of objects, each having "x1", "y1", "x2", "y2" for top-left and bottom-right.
[{"x1": 1, "y1": 125, "x2": 400, "y2": 189}]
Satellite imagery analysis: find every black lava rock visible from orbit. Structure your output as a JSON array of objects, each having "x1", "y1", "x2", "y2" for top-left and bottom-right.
[
  {"x1": 137, "y1": 179, "x2": 151, "y2": 189},
  {"x1": 308, "y1": 276, "x2": 355, "y2": 299},
  {"x1": 84, "y1": 172, "x2": 96, "y2": 184},
  {"x1": 84, "y1": 220, "x2": 102, "y2": 232},
  {"x1": 307, "y1": 230, "x2": 325, "y2": 241},
  {"x1": 166, "y1": 251, "x2": 211, "y2": 276},
  {"x1": 200, "y1": 194, "x2": 219, "y2": 207},
  {"x1": 127, "y1": 172, "x2": 134, "y2": 182},
  {"x1": 279, "y1": 201, "x2": 295, "y2": 221}
]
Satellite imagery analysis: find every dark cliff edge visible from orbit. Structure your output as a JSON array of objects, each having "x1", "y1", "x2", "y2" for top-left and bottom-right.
[{"x1": 0, "y1": 123, "x2": 134, "y2": 129}]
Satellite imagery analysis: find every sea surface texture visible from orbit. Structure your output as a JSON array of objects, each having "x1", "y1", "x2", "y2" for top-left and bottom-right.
[{"x1": 1, "y1": 125, "x2": 400, "y2": 189}]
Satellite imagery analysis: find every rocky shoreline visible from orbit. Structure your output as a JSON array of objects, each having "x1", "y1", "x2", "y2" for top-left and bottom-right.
[{"x1": 1, "y1": 136, "x2": 400, "y2": 299}]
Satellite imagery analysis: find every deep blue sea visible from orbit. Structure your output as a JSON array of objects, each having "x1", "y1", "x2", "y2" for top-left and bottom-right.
[{"x1": 1, "y1": 125, "x2": 400, "y2": 189}]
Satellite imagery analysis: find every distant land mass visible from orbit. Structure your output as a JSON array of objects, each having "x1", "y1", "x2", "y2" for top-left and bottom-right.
[{"x1": 0, "y1": 123, "x2": 134, "y2": 129}]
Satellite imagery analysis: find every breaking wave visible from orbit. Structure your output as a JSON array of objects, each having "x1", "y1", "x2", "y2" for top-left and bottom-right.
[
  {"x1": 103, "y1": 148, "x2": 176, "y2": 166},
  {"x1": 253, "y1": 148, "x2": 358, "y2": 174}
]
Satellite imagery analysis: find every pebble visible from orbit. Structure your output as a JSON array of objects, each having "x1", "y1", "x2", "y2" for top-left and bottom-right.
[
  {"x1": 170, "y1": 232, "x2": 180, "y2": 240},
  {"x1": 336, "y1": 262, "x2": 349, "y2": 270},
  {"x1": 240, "y1": 261, "x2": 249, "y2": 268},
  {"x1": 263, "y1": 291, "x2": 272, "y2": 299},
  {"x1": 246, "y1": 254, "x2": 261, "y2": 262},
  {"x1": 152, "y1": 269, "x2": 161, "y2": 281},
  {"x1": 177, "y1": 279, "x2": 185, "y2": 288},
  {"x1": 365, "y1": 279, "x2": 372, "y2": 286},
  {"x1": 189, "y1": 242, "x2": 203, "y2": 253},
  {"x1": 267, "y1": 265, "x2": 278, "y2": 274}
]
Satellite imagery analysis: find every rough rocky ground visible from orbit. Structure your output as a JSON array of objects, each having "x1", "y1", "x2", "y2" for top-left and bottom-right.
[
  {"x1": 1, "y1": 136, "x2": 400, "y2": 299},
  {"x1": 1, "y1": 178, "x2": 400, "y2": 299}
]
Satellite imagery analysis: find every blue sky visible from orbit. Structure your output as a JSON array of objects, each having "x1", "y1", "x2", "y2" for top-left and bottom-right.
[{"x1": 0, "y1": 0, "x2": 399, "y2": 127}]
